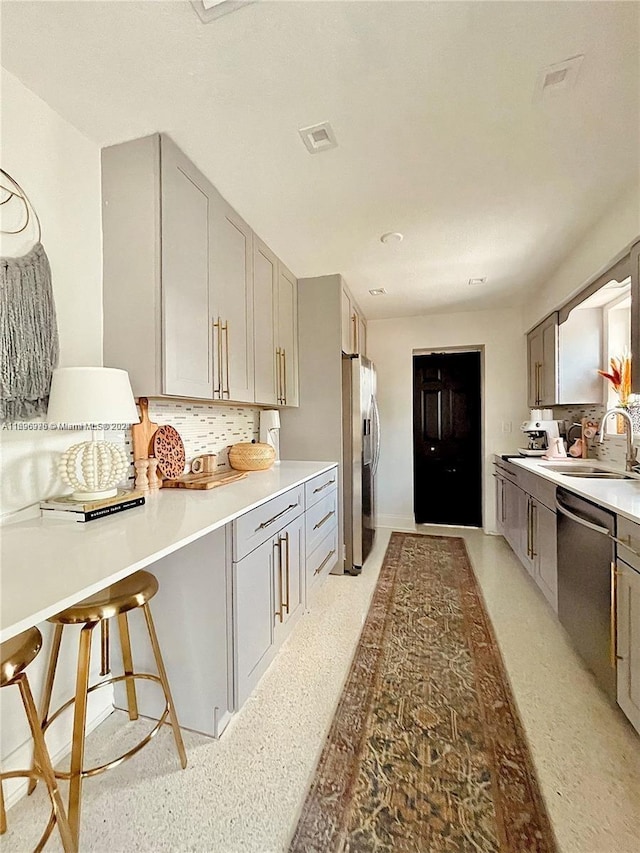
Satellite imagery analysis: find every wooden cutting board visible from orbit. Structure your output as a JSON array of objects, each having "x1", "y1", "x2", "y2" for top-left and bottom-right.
[
  {"x1": 131, "y1": 398, "x2": 158, "y2": 462},
  {"x1": 163, "y1": 470, "x2": 248, "y2": 490}
]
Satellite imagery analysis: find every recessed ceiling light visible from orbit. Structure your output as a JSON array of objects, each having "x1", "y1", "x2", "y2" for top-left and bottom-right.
[
  {"x1": 298, "y1": 122, "x2": 337, "y2": 154},
  {"x1": 369, "y1": 288, "x2": 387, "y2": 296},
  {"x1": 191, "y1": 0, "x2": 257, "y2": 22},
  {"x1": 380, "y1": 232, "x2": 403, "y2": 244},
  {"x1": 534, "y1": 55, "x2": 584, "y2": 100},
  {"x1": 468, "y1": 277, "x2": 487, "y2": 286}
]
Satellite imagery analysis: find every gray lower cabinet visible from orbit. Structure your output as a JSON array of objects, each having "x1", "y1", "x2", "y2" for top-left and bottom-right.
[
  {"x1": 532, "y1": 500, "x2": 558, "y2": 611},
  {"x1": 494, "y1": 461, "x2": 558, "y2": 613},
  {"x1": 112, "y1": 525, "x2": 234, "y2": 738},
  {"x1": 617, "y1": 559, "x2": 640, "y2": 734},
  {"x1": 233, "y1": 512, "x2": 304, "y2": 707}
]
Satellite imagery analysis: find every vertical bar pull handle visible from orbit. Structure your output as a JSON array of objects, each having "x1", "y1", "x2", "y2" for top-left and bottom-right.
[
  {"x1": 213, "y1": 319, "x2": 222, "y2": 398},
  {"x1": 223, "y1": 319, "x2": 230, "y2": 398},
  {"x1": 274, "y1": 540, "x2": 283, "y2": 623},
  {"x1": 282, "y1": 348, "x2": 287, "y2": 406}
]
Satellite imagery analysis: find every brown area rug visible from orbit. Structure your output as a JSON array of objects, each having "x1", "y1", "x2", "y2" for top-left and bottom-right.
[{"x1": 289, "y1": 533, "x2": 557, "y2": 853}]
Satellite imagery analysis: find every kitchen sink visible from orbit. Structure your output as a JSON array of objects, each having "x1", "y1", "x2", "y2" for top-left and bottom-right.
[{"x1": 542, "y1": 464, "x2": 633, "y2": 479}]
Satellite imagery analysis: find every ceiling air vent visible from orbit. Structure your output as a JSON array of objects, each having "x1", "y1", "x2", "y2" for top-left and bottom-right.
[
  {"x1": 535, "y1": 55, "x2": 584, "y2": 100},
  {"x1": 298, "y1": 122, "x2": 338, "y2": 154},
  {"x1": 191, "y1": 0, "x2": 257, "y2": 23}
]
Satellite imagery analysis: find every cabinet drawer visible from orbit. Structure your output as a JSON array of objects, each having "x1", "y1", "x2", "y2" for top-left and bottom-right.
[
  {"x1": 233, "y1": 485, "x2": 304, "y2": 561},
  {"x1": 616, "y1": 516, "x2": 640, "y2": 574},
  {"x1": 305, "y1": 467, "x2": 338, "y2": 509},
  {"x1": 307, "y1": 524, "x2": 339, "y2": 590},
  {"x1": 306, "y1": 490, "x2": 338, "y2": 556}
]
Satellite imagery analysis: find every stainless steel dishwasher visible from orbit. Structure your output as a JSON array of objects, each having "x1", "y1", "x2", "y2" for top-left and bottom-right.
[{"x1": 556, "y1": 488, "x2": 616, "y2": 701}]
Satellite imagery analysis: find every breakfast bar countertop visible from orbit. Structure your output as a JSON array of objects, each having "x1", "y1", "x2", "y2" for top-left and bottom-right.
[{"x1": 0, "y1": 461, "x2": 336, "y2": 644}]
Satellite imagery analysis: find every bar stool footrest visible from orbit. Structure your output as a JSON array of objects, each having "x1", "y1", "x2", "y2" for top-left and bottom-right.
[
  {"x1": 42, "y1": 673, "x2": 174, "y2": 779},
  {"x1": 1, "y1": 770, "x2": 58, "y2": 851}
]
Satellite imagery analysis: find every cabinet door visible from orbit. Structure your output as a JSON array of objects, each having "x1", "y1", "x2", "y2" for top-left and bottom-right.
[
  {"x1": 253, "y1": 237, "x2": 277, "y2": 405},
  {"x1": 161, "y1": 137, "x2": 213, "y2": 399},
  {"x1": 527, "y1": 313, "x2": 558, "y2": 408},
  {"x1": 358, "y1": 315, "x2": 367, "y2": 357},
  {"x1": 211, "y1": 191, "x2": 255, "y2": 403},
  {"x1": 234, "y1": 537, "x2": 274, "y2": 707},
  {"x1": 540, "y1": 316, "x2": 558, "y2": 406},
  {"x1": 617, "y1": 560, "x2": 640, "y2": 734},
  {"x1": 273, "y1": 513, "x2": 304, "y2": 647},
  {"x1": 494, "y1": 471, "x2": 506, "y2": 536},
  {"x1": 527, "y1": 328, "x2": 543, "y2": 407},
  {"x1": 341, "y1": 287, "x2": 352, "y2": 353},
  {"x1": 276, "y1": 263, "x2": 299, "y2": 407},
  {"x1": 533, "y1": 500, "x2": 558, "y2": 612}
]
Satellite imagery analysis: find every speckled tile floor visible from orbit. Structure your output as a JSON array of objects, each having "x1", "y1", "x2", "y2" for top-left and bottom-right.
[{"x1": 2, "y1": 527, "x2": 639, "y2": 852}]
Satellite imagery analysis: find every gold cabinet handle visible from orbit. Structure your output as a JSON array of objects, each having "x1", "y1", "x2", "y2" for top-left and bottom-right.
[
  {"x1": 313, "y1": 478, "x2": 336, "y2": 494},
  {"x1": 313, "y1": 510, "x2": 335, "y2": 531},
  {"x1": 526, "y1": 497, "x2": 532, "y2": 559},
  {"x1": 610, "y1": 562, "x2": 623, "y2": 668},
  {"x1": 314, "y1": 547, "x2": 336, "y2": 576},
  {"x1": 282, "y1": 531, "x2": 290, "y2": 615},
  {"x1": 274, "y1": 540, "x2": 283, "y2": 623},
  {"x1": 530, "y1": 499, "x2": 537, "y2": 558},
  {"x1": 276, "y1": 347, "x2": 283, "y2": 404},
  {"x1": 223, "y1": 319, "x2": 230, "y2": 398},
  {"x1": 213, "y1": 318, "x2": 222, "y2": 398},
  {"x1": 282, "y1": 348, "x2": 287, "y2": 406},
  {"x1": 255, "y1": 502, "x2": 298, "y2": 533}
]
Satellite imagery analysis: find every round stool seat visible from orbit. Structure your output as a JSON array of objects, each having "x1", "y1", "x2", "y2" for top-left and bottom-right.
[
  {"x1": 50, "y1": 571, "x2": 159, "y2": 625},
  {"x1": 1, "y1": 627, "x2": 42, "y2": 687}
]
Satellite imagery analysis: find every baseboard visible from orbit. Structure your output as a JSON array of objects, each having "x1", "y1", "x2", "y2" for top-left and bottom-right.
[
  {"x1": 2, "y1": 702, "x2": 114, "y2": 810},
  {"x1": 376, "y1": 514, "x2": 417, "y2": 532}
]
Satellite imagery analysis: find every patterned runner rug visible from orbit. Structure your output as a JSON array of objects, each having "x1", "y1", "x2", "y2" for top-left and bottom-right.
[{"x1": 289, "y1": 533, "x2": 557, "y2": 853}]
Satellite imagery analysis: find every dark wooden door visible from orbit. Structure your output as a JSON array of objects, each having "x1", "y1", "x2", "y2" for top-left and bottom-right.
[{"x1": 413, "y1": 352, "x2": 482, "y2": 526}]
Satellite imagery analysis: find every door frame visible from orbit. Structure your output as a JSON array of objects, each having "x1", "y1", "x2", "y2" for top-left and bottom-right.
[{"x1": 412, "y1": 345, "x2": 486, "y2": 529}]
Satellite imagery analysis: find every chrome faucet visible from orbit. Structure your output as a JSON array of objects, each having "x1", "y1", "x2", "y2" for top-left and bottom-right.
[{"x1": 599, "y1": 408, "x2": 638, "y2": 472}]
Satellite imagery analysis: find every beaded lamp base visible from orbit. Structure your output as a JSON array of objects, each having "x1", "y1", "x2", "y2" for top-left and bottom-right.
[{"x1": 59, "y1": 438, "x2": 128, "y2": 502}]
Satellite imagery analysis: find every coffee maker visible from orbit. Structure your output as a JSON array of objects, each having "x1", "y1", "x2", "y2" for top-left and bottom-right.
[{"x1": 519, "y1": 417, "x2": 561, "y2": 456}]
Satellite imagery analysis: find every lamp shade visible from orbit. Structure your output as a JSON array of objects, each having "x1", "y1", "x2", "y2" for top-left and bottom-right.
[
  {"x1": 46, "y1": 367, "x2": 139, "y2": 425},
  {"x1": 260, "y1": 409, "x2": 280, "y2": 431}
]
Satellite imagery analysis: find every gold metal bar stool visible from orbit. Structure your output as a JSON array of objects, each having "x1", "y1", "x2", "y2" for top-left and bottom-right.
[
  {"x1": 1, "y1": 627, "x2": 76, "y2": 853},
  {"x1": 29, "y1": 570, "x2": 187, "y2": 848}
]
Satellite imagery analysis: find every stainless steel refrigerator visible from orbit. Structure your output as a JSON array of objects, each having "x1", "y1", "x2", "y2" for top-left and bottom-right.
[{"x1": 342, "y1": 354, "x2": 380, "y2": 575}]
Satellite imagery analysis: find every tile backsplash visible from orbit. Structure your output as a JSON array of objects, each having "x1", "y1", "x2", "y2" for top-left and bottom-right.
[
  {"x1": 122, "y1": 399, "x2": 260, "y2": 484},
  {"x1": 552, "y1": 404, "x2": 640, "y2": 468}
]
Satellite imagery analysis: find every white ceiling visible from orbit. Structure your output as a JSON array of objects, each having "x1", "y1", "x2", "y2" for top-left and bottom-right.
[{"x1": 1, "y1": 0, "x2": 638, "y2": 320}]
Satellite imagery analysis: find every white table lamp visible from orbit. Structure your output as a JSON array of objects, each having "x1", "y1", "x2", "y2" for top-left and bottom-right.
[{"x1": 47, "y1": 367, "x2": 139, "y2": 500}]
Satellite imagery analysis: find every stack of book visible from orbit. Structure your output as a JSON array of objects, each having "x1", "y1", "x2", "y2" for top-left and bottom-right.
[{"x1": 41, "y1": 490, "x2": 146, "y2": 523}]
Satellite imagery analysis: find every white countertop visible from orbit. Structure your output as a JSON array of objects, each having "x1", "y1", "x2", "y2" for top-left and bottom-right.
[
  {"x1": 498, "y1": 455, "x2": 640, "y2": 523},
  {"x1": 0, "y1": 461, "x2": 336, "y2": 643}
]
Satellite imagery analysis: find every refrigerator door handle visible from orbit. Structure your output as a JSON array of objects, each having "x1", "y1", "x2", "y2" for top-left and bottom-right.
[{"x1": 372, "y1": 394, "x2": 381, "y2": 475}]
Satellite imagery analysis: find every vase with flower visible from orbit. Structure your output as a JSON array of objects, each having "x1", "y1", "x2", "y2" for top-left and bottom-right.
[{"x1": 597, "y1": 352, "x2": 636, "y2": 433}]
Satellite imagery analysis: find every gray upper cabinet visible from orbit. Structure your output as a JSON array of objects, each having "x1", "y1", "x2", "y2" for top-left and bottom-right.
[
  {"x1": 102, "y1": 133, "x2": 297, "y2": 406},
  {"x1": 253, "y1": 237, "x2": 278, "y2": 406},
  {"x1": 527, "y1": 313, "x2": 557, "y2": 407},
  {"x1": 161, "y1": 137, "x2": 214, "y2": 399},
  {"x1": 210, "y1": 191, "x2": 254, "y2": 403},
  {"x1": 276, "y1": 263, "x2": 299, "y2": 407},
  {"x1": 340, "y1": 283, "x2": 367, "y2": 356}
]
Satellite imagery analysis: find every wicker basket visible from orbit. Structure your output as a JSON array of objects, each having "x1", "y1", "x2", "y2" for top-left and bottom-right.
[{"x1": 228, "y1": 442, "x2": 275, "y2": 471}]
